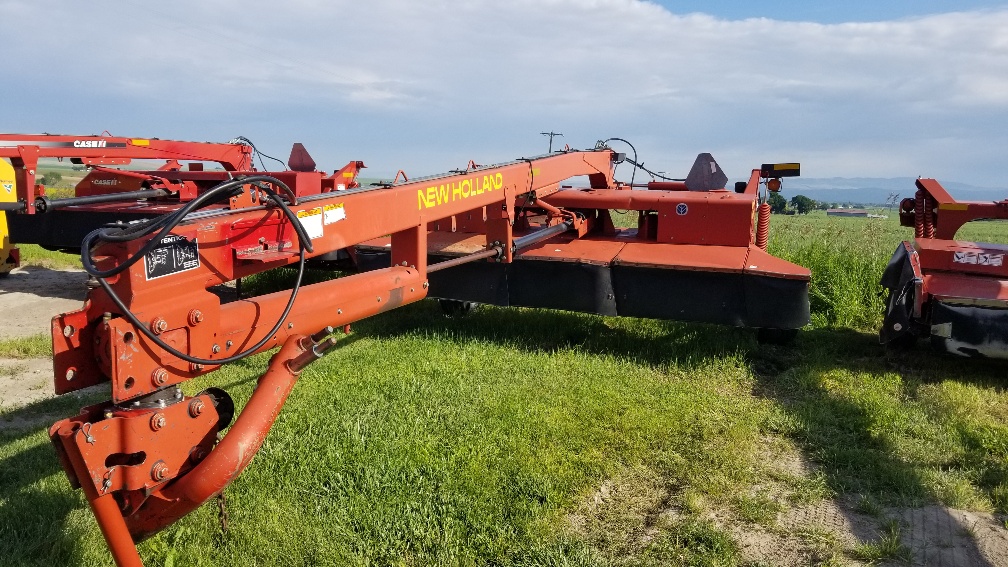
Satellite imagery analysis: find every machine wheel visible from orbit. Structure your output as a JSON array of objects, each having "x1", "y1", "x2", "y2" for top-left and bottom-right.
[
  {"x1": 756, "y1": 328, "x2": 798, "y2": 345},
  {"x1": 882, "y1": 286, "x2": 918, "y2": 350},
  {"x1": 439, "y1": 299, "x2": 473, "y2": 318}
]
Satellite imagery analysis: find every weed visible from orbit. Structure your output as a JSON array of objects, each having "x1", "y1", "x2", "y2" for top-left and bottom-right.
[
  {"x1": 854, "y1": 494, "x2": 883, "y2": 517},
  {"x1": 640, "y1": 518, "x2": 741, "y2": 566},
  {"x1": 782, "y1": 471, "x2": 834, "y2": 505},
  {"x1": 796, "y1": 524, "x2": 844, "y2": 558},
  {"x1": 850, "y1": 519, "x2": 912, "y2": 563},
  {"x1": 732, "y1": 492, "x2": 782, "y2": 527}
]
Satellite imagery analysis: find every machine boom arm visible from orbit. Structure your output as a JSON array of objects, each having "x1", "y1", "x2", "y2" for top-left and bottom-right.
[{"x1": 46, "y1": 145, "x2": 617, "y2": 566}]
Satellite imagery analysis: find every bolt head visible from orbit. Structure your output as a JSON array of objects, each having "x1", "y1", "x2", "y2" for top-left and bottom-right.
[
  {"x1": 150, "y1": 413, "x2": 166, "y2": 431},
  {"x1": 212, "y1": 344, "x2": 221, "y2": 354},
  {"x1": 151, "y1": 317, "x2": 168, "y2": 334},
  {"x1": 151, "y1": 461, "x2": 169, "y2": 482},
  {"x1": 151, "y1": 368, "x2": 168, "y2": 386},
  {"x1": 188, "y1": 309, "x2": 203, "y2": 326},
  {"x1": 189, "y1": 398, "x2": 205, "y2": 418}
]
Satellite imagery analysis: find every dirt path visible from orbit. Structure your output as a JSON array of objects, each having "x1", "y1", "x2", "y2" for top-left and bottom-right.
[
  {"x1": 0, "y1": 266, "x2": 87, "y2": 340},
  {"x1": 569, "y1": 442, "x2": 1008, "y2": 566},
  {"x1": 0, "y1": 267, "x2": 89, "y2": 419}
]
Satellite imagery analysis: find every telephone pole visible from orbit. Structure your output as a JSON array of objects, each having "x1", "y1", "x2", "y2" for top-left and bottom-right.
[{"x1": 540, "y1": 131, "x2": 563, "y2": 153}]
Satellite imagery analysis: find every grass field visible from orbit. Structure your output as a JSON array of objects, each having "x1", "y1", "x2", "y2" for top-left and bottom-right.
[{"x1": 1, "y1": 212, "x2": 1006, "y2": 566}]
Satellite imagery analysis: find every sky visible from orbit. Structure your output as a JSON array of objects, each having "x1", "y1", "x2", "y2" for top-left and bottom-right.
[{"x1": 3, "y1": 0, "x2": 1008, "y2": 186}]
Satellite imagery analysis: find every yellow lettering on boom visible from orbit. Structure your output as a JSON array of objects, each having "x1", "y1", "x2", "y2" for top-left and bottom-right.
[{"x1": 417, "y1": 173, "x2": 507, "y2": 210}]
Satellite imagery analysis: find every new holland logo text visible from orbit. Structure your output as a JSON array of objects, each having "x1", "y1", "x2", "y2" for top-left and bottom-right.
[
  {"x1": 417, "y1": 173, "x2": 504, "y2": 210},
  {"x1": 73, "y1": 140, "x2": 107, "y2": 148}
]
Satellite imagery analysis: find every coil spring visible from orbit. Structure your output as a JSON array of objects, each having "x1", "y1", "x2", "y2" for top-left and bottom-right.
[
  {"x1": 923, "y1": 194, "x2": 936, "y2": 238},
  {"x1": 755, "y1": 202, "x2": 771, "y2": 250},
  {"x1": 914, "y1": 188, "x2": 925, "y2": 238}
]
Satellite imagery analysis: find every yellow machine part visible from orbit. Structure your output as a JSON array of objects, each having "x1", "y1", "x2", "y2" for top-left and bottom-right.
[{"x1": 0, "y1": 158, "x2": 19, "y2": 274}]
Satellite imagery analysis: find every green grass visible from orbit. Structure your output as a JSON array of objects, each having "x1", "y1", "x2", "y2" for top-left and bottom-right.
[
  {"x1": 1, "y1": 212, "x2": 1007, "y2": 565},
  {"x1": 850, "y1": 520, "x2": 912, "y2": 563},
  {"x1": 0, "y1": 334, "x2": 51, "y2": 358},
  {"x1": 14, "y1": 244, "x2": 82, "y2": 270}
]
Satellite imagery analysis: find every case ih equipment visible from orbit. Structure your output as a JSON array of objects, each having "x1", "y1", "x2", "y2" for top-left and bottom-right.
[
  {"x1": 2, "y1": 133, "x2": 804, "y2": 566},
  {"x1": 881, "y1": 177, "x2": 1008, "y2": 357}
]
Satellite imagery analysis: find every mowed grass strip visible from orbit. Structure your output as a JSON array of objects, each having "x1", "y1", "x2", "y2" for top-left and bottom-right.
[{"x1": 0, "y1": 212, "x2": 1006, "y2": 565}]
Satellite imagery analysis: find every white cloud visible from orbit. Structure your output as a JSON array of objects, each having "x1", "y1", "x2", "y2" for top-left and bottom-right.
[{"x1": 3, "y1": 1, "x2": 1008, "y2": 185}]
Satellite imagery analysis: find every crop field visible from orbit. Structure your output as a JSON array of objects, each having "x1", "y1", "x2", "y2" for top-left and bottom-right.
[{"x1": 1, "y1": 212, "x2": 1007, "y2": 566}]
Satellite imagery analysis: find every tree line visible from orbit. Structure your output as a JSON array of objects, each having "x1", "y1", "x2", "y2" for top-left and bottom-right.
[{"x1": 767, "y1": 192, "x2": 857, "y2": 214}]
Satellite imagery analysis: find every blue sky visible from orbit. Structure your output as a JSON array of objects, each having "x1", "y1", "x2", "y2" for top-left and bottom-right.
[{"x1": 3, "y1": 1, "x2": 1008, "y2": 187}]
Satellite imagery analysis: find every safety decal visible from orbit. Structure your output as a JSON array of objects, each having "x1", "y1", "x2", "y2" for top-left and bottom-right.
[
  {"x1": 676, "y1": 203, "x2": 688, "y2": 215},
  {"x1": 323, "y1": 203, "x2": 346, "y2": 225},
  {"x1": 953, "y1": 251, "x2": 1003, "y2": 267},
  {"x1": 144, "y1": 235, "x2": 200, "y2": 280},
  {"x1": 296, "y1": 207, "x2": 324, "y2": 240}
]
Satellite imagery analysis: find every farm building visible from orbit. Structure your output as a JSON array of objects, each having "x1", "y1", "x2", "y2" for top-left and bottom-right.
[{"x1": 827, "y1": 208, "x2": 868, "y2": 217}]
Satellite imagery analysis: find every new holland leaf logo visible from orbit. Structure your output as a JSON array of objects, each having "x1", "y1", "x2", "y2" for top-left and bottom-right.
[{"x1": 2, "y1": 183, "x2": 11, "y2": 194}]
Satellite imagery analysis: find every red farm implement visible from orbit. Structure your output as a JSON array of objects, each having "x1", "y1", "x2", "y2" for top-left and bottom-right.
[
  {"x1": 881, "y1": 178, "x2": 1008, "y2": 357},
  {"x1": 1, "y1": 133, "x2": 806, "y2": 565}
]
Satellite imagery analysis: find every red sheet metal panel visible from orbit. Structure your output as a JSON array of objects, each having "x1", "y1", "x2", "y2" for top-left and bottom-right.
[
  {"x1": 614, "y1": 242, "x2": 748, "y2": 273},
  {"x1": 743, "y1": 246, "x2": 811, "y2": 281},
  {"x1": 915, "y1": 238, "x2": 1008, "y2": 279},
  {"x1": 516, "y1": 236, "x2": 626, "y2": 265},
  {"x1": 925, "y1": 272, "x2": 1008, "y2": 304},
  {"x1": 655, "y1": 191, "x2": 755, "y2": 247}
]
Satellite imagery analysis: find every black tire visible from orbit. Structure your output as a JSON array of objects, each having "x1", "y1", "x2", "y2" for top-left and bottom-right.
[
  {"x1": 439, "y1": 299, "x2": 473, "y2": 318},
  {"x1": 756, "y1": 327, "x2": 798, "y2": 345}
]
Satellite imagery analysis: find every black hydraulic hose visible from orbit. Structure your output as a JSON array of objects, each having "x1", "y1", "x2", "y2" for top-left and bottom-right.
[
  {"x1": 0, "y1": 202, "x2": 26, "y2": 212},
  {"x1": 96, "y1": 249, "x2": 307, "y2": 367},
  {"x1": 81, "y1": 175, "x2": 312, "y2": 279},
  {"x1": 601, "y1": 137, "x2": 639, "y2": 187},
  {"x1": 34, "y1": 189, "x2": 170, "y2": 212},
  {"x1": 82, "y1": 175, "x2": 315, "y2": 367}
]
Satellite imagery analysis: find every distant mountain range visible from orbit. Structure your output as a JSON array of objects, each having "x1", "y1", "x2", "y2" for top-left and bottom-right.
[{"x1": 770, "y1": 177, "x2": 1008, "y2": 206}]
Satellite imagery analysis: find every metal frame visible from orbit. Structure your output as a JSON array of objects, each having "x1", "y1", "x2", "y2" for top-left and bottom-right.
[{"x1": 0, "y1": 133, "x2": 807, "y2": 566}]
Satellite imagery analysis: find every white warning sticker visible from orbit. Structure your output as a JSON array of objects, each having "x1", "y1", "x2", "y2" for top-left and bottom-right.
[
  {"x1": 978, "y1": 253, "x2": 1004, "y2": 266},
  {"x1": 954, "y1": 251, "x2": 977, "y2": 264},
  {"x1": 323, "y1": 203, "x2": 346, "y2": 225},
  {"x1": 954, "y1": 251, "x2": 1004, "y2": 266},
  {"x1": 296, "y1": 207, "x2": 324, "y2": 240}
]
